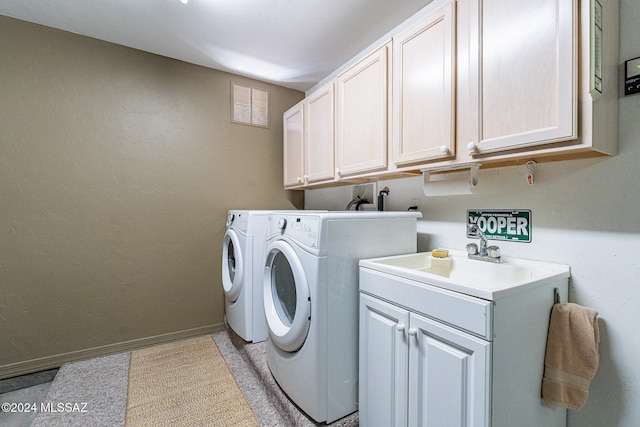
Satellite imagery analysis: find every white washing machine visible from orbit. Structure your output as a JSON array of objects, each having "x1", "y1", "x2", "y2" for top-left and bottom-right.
[
  {"x1": 223, "y1": 210, "x2": 267, "y2": 342},
  {"x1": 262, "y1": 211, "x2": 422, "y2": 423},
  {"x1": 222, "y1": 210, "x2": 323, "y2": 342}
]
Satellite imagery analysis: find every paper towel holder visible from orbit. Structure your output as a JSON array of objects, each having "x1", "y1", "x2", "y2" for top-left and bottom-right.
[{"x1": 421, "y1": 163, "x2": 482, "y2": 187}]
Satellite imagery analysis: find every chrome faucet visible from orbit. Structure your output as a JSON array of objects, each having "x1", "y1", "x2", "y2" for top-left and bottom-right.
[{"x1": 466, "y1": 224, "x2": 502, "y2": 263}]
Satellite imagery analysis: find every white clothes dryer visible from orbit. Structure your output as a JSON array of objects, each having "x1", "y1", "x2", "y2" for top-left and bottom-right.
[
  {"x1": 222, "y1": 210, "x2": 323, "y2": 342},
  {"x1": 262, "y1": 211, "x2": 422, "y2": 423}
]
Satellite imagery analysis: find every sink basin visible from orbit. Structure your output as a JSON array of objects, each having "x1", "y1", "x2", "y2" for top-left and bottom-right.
[{"x1": 360, "y1": 249, "x2": 570, "y2": 300}]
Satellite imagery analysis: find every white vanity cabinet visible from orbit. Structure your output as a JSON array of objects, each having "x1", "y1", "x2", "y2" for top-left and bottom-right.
[
  {"x1": 359, "y1": 265, "x2": 569, "y2": 427},
  {"x1": 360, "y1": 293, "x2": 489, "y2": 427}
]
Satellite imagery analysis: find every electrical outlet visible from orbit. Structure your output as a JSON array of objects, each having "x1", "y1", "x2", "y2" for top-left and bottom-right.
[{"x1": 410, "y1": 198, "x2": 423, "y2": 208}]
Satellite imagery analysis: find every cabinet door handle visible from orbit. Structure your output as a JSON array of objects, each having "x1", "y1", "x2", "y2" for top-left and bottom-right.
[
  {"x1": 396, "y1": 324, "x2": 406, "y2": 332},
  {"x1": 335, "y1": 168, "x2": 341, "y2": 176},
  {"x1": 467, "y1": 141, "x2": 478, "y2": 152},
  {"x1": 408, "y1": 328, "x2": 417, "y2": 336}
]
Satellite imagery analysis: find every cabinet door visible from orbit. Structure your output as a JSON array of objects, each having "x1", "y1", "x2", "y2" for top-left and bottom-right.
[
  {"x1": 336, "y1": 44, "x2": 389, "y2": 177},
  {"x1": 467, "y1": 0, "x2": 576, "y2": 155},
  {"x1": 304, "y1": 82, "x2": 336, "y2": 184},
  {"x1": 408, "y1": 313, "x2": 490, "y2": 427},
  {"x1": 283, "y1": 102, "x2": 305, "y2": 188},
  {"x1": 392, "y1": 1, "x2": 456, "y2": 167},
  {"x1": 360, "y1": 294, "x2": 410, "y2": 427}
]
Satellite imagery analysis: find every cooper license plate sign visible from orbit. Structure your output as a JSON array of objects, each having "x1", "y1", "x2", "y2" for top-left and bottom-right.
[{"x1": 467, "y1": 210, "x2": 532, "y2": 243}]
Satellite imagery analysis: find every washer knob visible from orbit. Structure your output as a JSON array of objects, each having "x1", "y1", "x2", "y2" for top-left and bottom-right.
[{"x1": 277, "y1": 218, "x2": 287, "y2": 230}]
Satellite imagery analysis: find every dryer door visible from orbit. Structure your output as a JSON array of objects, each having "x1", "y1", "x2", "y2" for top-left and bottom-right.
[
  {"x1": 263, "y1": 240, "x2": 311, "y2": 352},
  {"x1": 222, "y1": 229, "x2": 243, "y2": 302}
]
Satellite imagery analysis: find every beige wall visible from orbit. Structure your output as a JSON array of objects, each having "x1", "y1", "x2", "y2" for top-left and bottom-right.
[{"x1": 0, "y1": 16, "x2": 304, "y2": 377}]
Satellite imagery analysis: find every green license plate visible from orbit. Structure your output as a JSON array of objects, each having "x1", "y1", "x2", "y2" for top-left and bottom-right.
[{"x1": 467, "y1": 210, "x2": 531, "y2": 243}]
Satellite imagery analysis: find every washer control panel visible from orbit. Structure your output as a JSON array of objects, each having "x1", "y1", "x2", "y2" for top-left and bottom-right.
[
  {"x1": 270, "y1": 215, "x2": 321, "y2": 249},
  {"x1": 227, "y1": 211, "x2": 248, "y2": 234}
]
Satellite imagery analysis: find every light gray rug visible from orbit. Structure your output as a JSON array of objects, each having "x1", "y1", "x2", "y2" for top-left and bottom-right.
[{"x1": 31, "y1": 352, "x2": 130, "y2": 427}]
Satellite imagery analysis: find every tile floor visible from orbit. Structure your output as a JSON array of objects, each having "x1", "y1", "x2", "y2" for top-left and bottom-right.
[{"x1": 0, "y1": 369, "x2": 58, "y2": 427}]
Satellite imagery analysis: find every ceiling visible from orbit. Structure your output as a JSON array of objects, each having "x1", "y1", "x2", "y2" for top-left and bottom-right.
[{"x1": 0, "y1": 0, "x2": 433, "y2": 92}]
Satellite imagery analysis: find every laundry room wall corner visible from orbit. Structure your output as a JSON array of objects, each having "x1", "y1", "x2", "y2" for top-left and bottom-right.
[{"x1": 0, "y1": 15, "x2": 304, "y2": 377}]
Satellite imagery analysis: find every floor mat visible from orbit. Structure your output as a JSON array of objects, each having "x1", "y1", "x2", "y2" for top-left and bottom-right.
[
  {"x1": 125, "y1": 335, "x2": 258, "y2": 427},
  {"x1": 31, "y1": 352, "x2": 129, "y2": 427}
]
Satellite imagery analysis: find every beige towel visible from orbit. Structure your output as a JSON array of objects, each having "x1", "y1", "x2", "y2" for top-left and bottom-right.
[{"x1": 541, "y1": 303, "x2": 600, "y2": 410}]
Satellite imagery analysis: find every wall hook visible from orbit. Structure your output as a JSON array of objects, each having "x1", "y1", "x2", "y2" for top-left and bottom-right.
[{"x1": 525, "y1": 161, "x2": 536, "y2": 185}]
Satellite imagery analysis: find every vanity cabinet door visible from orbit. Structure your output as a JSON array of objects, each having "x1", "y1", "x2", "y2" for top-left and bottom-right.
[
  {"x1": 359, "y1": 294, "x2": 410, "y2": 427},
  {"x1": 408, "y1": 312, "x2": 490, "y2": 427},
  {"x1": 392, "y1": 0, "x2": 456, "y2": 167},
  {"x1": 464, "y1": 0, "x2": 576, "y2": 155}
]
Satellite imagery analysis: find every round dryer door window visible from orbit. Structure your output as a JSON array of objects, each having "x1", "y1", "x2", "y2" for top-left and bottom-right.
[
  {"x1": 222, "y1": 229, "x2": 243, "y2": 302},
  {"x1": 263, "y1": 240, "x2": 310, "y2": 352}
]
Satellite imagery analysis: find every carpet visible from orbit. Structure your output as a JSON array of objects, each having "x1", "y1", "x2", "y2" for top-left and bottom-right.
[
  {"x1": 125, "y1": 335, "x2": 259, "y2": 427},
  {"x1": 31, "y1": 351, "x2": 130, "y2": 427},
  {"x1": 212, "y1": 330, "x2": 359, "y2": 427}
]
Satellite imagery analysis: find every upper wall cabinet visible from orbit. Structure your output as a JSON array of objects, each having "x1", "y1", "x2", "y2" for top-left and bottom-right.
[
  {"x1": 304, "y1": 81, "x2": 336, "y2": 185},
  {"x1": 458, "y1": 0, "x2": 618, "y2": 163},
  {"x1": 336, "y1": 43, "x2": 391, "y2": 178},
  {"x1": 464, "y1": 0, "x2": 577, "y2": 155},
  {"x1": 283, "y1": 101, "x2": 305, "y2": 188},
  {"x1": 392, "y1": 1, "x2": 456, "y2": 167},
  {"x1": 284, "y1": 0, "x2": 618, "y2": 189},
  {"x1": 283, "y1": 82, "x2": 336, "y2": 189}
]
